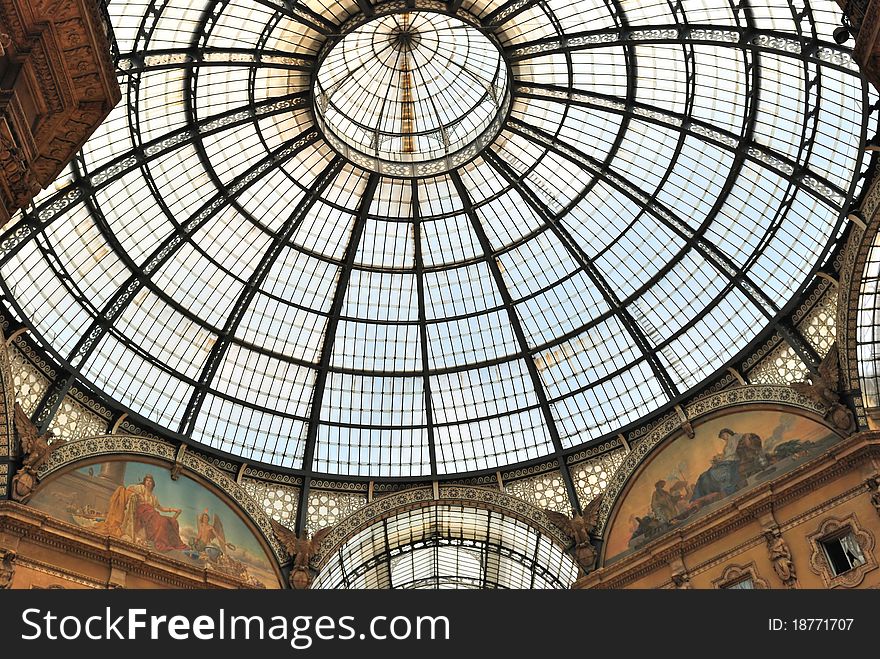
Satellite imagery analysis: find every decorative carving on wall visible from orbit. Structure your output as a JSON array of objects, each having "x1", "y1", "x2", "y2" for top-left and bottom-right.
[
  {"x1": 0, "y1": 547, "x2": 15, "y2": 588},
  {"x1": 270, "y1": 521, "x2": 331, "y2": 590},
  {"x1": 763, "y1": 527, "x2": 798, "y2": 588},
  {"x1": 868, "y1": 476, "x2": 880, "y2": 518},
  {"x1": 11, "y1": 402, "x2": 57, "y2": 502},
  {"x1": 0, "y1": 329, "x2": 15, "y2": 462},
  {"x1": 712, "y1": 562, "x2": 768, "y2": 589},
  {"x1": 170, "y1": 444, "x2": 186, "y2": 481},
  {"x1": 838, "y1": 169, "x2": 880, "y2": 427},
  {"x1": 596, "y1": 386, "x2": 828, "y2": 535},
  {"x1": 504, "y1": 469, "x2": 572, "y2": 516},
  {"x1": 0, "y1": 0, "x2": 120, "y2": 221},
  {"x1": 797, "y1": 283, "x2": 838, "y2": 359},
  {"x1": 745, "y1": 338, "x2": 808, "y2": 385},
  {"x1": 7, "y1": 342, "x2": 52, "y2": 416},
  {"x1": 675, "y1": 405, "x2": 695, "y2": 439},
  {"x1": 790, "y1": 345, "x2": 855, "y2": 433},
  {"x1": 544, "y1": 496, "x2": 602, "y2": 574},
  {"x1": 806, "y1": 514, "x2": 877, "y2": 588},
  {"x1": 242, "y1": 478, "x2": 299, "y2": 531},
  {"x1": 670, "y1": 568, "x2": 692, "y2": 590},
  {"x1": 569, "y1": 448, "x2": 626, "y2": 510},
  {"x1": 306, "y1": 488, "x2": 366, "y2": 535}
]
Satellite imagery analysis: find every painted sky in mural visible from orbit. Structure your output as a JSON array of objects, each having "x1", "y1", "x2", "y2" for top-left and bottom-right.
[
  {"x1": 29, "y1": 460, "x2": 278, "y2": 588},
  {"x1": 604, "y1": 410, "x2": 840, "y2": 562}
]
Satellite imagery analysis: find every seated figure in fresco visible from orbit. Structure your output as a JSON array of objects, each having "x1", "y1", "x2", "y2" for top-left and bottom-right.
[
  {"x1": 691, "y1": 428, "x2": 769, "y2": 502},
  {"x1": 94, "y1": 474, "x2": 188, "y2": 552}
]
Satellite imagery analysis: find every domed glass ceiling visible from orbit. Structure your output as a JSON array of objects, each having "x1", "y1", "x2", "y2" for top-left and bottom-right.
[
  {"x1": 0, "y1": 0, "x2": 873, "y2": 480},
  {"x1": 313, "y1": 505, "x2": 579, "y2": 588},
  {"x1": 314, "y1": 11, "x2": 510, "y2": 173}
]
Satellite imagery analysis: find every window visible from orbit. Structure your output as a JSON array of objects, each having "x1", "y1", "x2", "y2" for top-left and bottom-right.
[
  {"x1": 721, "y1": 576, "x2": 755, "y2": 590},
  {"x1": 820, "y1": 532, "x2": 866, "y2": 576},
  {"x1": 712, "y1": 563, "x2": 767, "y2": 589},
  {"x1": 807, "y1": 515, "x2": 877, "y2": 588}
]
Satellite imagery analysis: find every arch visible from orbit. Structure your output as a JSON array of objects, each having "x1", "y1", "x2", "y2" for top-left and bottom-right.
[
  {"x1": 35, "y1": 435, "x2": 286, "y2": 567},
  {"x1": 312, "y1": 485, "x2": 578, "y2": 588},
  {"x1": 838, "y1": 173, "x2": 880, "y2": 427},
  {"x1": 597, "y1": 386, "x2": 840, "y2": 565}
]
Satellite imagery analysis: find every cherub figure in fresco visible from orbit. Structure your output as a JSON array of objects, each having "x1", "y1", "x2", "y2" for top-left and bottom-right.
[{"x1": 190, "y1": 509, "x2": 234, "y2": 559}]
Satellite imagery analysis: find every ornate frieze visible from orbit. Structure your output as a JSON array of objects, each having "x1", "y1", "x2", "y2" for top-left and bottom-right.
[{"x1": 0, "y1": 0, "x2": 120, "y2": 221}]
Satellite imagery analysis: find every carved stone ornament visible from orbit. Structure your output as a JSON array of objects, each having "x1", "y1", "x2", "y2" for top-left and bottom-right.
[
  {"x1": 764, "y1": 527, "x2": 798, "y2": 589},
  {"x1": 0, "y1": 548, "x2": 15, "y2": 589},
  {"x1": 315, "y1": 485, "x2": 571, "y2": 567},
  {"x1": 0, "y1": 0, "x2": 120, "y2": 221},
  {"x1": 672, "y1": 570, "x2": 693, "y2": 590},
  {"x1": 11, "y1": 402, "x2": 57, "y2": 502},
  {"x1": 806, "y1": 514, "x2": 877, "y2": 589},
  {"x1": 790, "y1": 344, "x2": 856, "y2": 434},
  {"x1": 10, "y1": 466, "x2": 38, "y2": 504},
  {"x1": 867, "y1": 476, "x2": 880, "y2": 519},
  {"x1": 270, "y1": 520, "x2": 332, "y2": 590},
  {"x1": 711, "y1": 562, "x2": 769, "y2": 589},
  {"x1": 544, "y1": 496, "x2": 602, "y2": 574}
]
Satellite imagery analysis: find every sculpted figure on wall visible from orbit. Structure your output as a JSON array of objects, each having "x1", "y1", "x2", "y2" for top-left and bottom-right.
[
  {"x1": 10, "y1": 403, "x2": 56, "y2": 503},
  {"x1": 545, "y1": 496, "x2": 602, "y2": 574},
  {"x1": 270, "y1": 521, "x2": 332, "y2": 590}
]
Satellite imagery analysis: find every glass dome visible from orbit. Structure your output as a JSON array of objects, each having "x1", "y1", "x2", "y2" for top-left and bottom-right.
[
  {"x1": 313, "y1": 504, "x2": 579, "y2": 589},
  {"x1": 314, "y1": 10, "x2": 511, "y2": 174},
  {"x1": 0, "y1": 0, "x2": 872, "y2": 481}
]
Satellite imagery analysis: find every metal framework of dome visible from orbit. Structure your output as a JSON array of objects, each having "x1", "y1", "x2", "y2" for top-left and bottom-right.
[
  {"x1": 313, "y1": 504, "x2": 579, "y2": 589},
  {"x1": 0, "y1": 0, "x2": 876, "y2": 531}
]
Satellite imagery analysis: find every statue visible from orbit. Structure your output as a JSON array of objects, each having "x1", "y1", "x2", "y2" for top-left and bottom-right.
[
  {"x1": 10, "y1": 403, "x2": 57, "y2": 503},
  {"x1": 0, "y1": 548, "x2": 15, "y2": 589},
  {"x1": 270, "y1": 520, "x2": 331, "y2": 590},
  {"x1": 867, "y1": 476, "x2": 880, "y2": 519},
  {"x1": 791, "y1": 345, "x2": 855, "y2": 433},
  {"x1": 544, "y1": 496, "x2": 602, "y2": 574},
  {"x1": 671, "y1": 568, "x2": 692, "y2": 590},
  {"x1": 764, "y1": 528, "x2": 797, "y2": 588}
]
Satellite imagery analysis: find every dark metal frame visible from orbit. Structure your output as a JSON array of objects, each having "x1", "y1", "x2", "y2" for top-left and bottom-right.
[
  {"x1": 0, "y1": 0, "x2": 876, "y2": 532},
  {"x1": 316, "y1": 509, "x2": 574, "y2": 589}
]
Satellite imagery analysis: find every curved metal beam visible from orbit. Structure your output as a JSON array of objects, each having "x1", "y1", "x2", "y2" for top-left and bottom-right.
[
  {"x1": 178, "y1": 156, "x2": 345, "y2": 437},
  {"x1": 449, "y1": 169, "x2": 581, "y2": 512},
  {"x1": 296, "y1": 172, "x2": 381, "y2": 534},
  {"x1": 411, "y1": 180, "x2": 438, "y2": 477},
  {"x1": 117, "y1": 47, "x2": 314, "y2": 76},
  {"x1": 0, "y1": 90, "x2": 311, "y2": 268},
  {"x1": 250, "y1": 0, "x2": 337, "y2": 35},
  {"x1": 506, "y1": 22, "x2": 861, "y2": 78}
]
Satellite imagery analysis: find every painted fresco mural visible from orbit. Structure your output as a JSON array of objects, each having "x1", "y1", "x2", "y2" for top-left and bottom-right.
[
  {"x1": 29, "y1": 459, "x2": 278, "y2": 588},
  {"x1": 604, "y1": 410, "x2": 841, "y2": 562}
]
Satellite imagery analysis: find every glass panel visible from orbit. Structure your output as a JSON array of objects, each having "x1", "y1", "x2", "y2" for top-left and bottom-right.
[{"x1": 1, "y1": 0, "x2": 871, "y2": 477}]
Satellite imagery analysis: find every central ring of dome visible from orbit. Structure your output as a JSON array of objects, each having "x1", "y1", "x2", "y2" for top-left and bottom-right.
[{"x1": 313, "y1": 11, "x2": 510, "y2": 176}]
